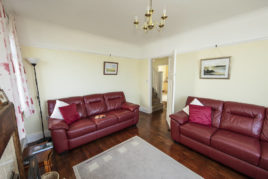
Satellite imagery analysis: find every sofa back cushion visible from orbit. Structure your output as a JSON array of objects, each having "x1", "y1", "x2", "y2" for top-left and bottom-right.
[
  {"x1": 84, "y1": 94, "x2": 106, "y2": 116},
  {"x1": 104, "y1": 92, "x2": 126, "y2": 111},
  {"x1": 48, "y1": 97, "x2": 87, "y2": 118},
  {"x1": 186, "y1": 96, "x2": 224, "y2": 128},
  {"x1": 261, "y1": 109, "x2": 268, "y2": 142},
  {"x1": 221, "y1": 102, "x2": 265, "y2": 138}
]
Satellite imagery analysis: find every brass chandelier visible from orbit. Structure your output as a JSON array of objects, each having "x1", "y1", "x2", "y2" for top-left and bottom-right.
[{"x1": 133, "y1": 0, "x2": 168, "y2": 32}]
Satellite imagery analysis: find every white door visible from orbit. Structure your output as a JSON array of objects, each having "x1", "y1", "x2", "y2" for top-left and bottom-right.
[{"x1": 166, "y1": 50, "x2": 176, "y2": 128}]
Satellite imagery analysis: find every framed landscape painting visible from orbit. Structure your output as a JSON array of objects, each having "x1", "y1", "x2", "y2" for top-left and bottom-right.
[
  {"x1": 200, "y1": 57, "x2": 231, "y2": 79},
  {"x1": 103, "y1": 62, "x2": 118, "y2": 75}
]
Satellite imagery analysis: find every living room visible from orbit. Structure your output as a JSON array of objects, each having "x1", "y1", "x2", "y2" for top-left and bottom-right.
[{"x1": 0, "y1": 0, "x2": 268, "y2": 178}]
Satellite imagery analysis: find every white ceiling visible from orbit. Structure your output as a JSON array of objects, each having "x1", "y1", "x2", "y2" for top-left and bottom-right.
[{"x1": 5, "y1": 0, "x2": 268, "y2": 45}]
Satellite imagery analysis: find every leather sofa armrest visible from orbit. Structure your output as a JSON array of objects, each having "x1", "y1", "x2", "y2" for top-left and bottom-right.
[
  {"x1": 48, "y1": 118, "x2": 69, "y2": 130},
  {"x1": 122, "y1": 102, "x2": 140, "y2": 112},
  {"x1": 170, "y1": 111, "x2": 189, "y2": 125}
]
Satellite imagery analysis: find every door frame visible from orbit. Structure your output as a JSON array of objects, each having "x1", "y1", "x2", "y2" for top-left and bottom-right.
[
  {"x1": 166, "y1": 50, "x2": 177, "y2": 128},
  {"x1": 148, "y1": 50, "x2": 176, "y2": 117},
  {"x1": 148, "y1": 58, "x2": 153, "y2": 113}
]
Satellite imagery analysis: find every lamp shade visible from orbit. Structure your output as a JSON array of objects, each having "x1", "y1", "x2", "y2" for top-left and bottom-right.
[{"x1": 27, "y1": 58, "x2": 39, "y2": 65}]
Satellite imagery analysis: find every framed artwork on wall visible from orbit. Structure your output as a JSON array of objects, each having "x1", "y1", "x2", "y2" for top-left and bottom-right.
[
  {"x1": 200, "y1": 57, "x2": 231, "y2": 79},
  {"x1": 103, "y1": 61, "x2": 118, "y2": 75},
  {"x1": 0, "y1": 89, "x2": 9, "y2": 107}
]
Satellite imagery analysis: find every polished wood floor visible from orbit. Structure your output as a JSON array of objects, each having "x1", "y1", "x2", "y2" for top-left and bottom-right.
[{"x1": 52, "y1": 110, "x2": 248, "y2": 179}]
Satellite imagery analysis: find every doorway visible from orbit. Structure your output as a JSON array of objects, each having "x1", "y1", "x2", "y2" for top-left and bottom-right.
[
  {"x1": 149, "y1": 50, "x2": 176, "y2": 129},
  {"x1": 151, "y1": 57, "x2": 169, "y2": 112}
]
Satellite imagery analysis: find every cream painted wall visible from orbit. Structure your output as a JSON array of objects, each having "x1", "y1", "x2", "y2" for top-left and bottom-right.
[
  {"x1": 21, "y1": 46, "x2": 149, "y2": 135},
  {"x1": 152, "y1": 57, "x2": 169, "y2": 72},
  {"x1": 174, "y1": 40, "x2": 268, "y2": 111},
  {"x1": 139, "y1": 59, "x2": 150, "y2": 112}
]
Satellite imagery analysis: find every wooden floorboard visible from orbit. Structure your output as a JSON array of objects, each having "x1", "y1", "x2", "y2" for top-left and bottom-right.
[{"x1": 52, "y1": 110, "x2": 248, "y2": 179}]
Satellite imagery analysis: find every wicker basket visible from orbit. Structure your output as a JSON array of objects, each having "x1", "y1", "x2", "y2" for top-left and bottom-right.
[{"x1": 41, "y1": 171, "x2": 59, "y2": 179}]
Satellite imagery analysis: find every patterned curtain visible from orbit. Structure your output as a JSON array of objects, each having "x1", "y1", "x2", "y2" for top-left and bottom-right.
[
  {"x1": 0, "y1": 1, "x2": 34, "y2": 139},
  {"x1": 9, "y1": 16, "x2": 35, "y2": 117}
]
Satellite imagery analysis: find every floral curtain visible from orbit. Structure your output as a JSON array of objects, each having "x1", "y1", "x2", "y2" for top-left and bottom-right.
[
  {"x1": 9, "y1": 16, "x2": 35, "y2": 117},
  {"x1": 0, "y1": 1, "x2": 34, "y2": 139}
]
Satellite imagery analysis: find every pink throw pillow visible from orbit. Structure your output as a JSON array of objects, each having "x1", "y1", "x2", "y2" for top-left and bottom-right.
[
  {"x1": 189, "y1": 104, "x2": 212, "y2": 126},
  {"x1": 59, "y1": 103, "x2": 80, "y2": 125}
]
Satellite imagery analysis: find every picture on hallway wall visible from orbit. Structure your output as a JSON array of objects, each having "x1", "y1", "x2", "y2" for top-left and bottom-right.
[
  {"x1": 103, "y1": 61, "x2": 118, "y2": 75},
  {"x1": 200, "y1": 57, "x2": 231, "y2": 79}
]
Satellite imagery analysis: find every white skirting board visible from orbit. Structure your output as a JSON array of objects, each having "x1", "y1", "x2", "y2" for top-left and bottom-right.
[{"x1": 139, "y1": 106, "x2": 152, "y2": 114}]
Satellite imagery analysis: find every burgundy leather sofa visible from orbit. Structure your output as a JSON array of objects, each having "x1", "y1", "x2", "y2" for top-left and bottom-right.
[
  {"x1": 48, "y1": 92, "x2": 139, "y2": 153},
  {"x1": 170, "y1": 96, "x2": 268, "y2": 178}
]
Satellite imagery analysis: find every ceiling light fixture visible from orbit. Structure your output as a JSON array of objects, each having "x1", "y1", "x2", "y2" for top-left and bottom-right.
[{"x1": 133, "y1": 0, "x2": 167, "y2": 32}]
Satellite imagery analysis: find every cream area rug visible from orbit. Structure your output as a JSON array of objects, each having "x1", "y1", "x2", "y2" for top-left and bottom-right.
[{"x1": 73, "y1": 136, "x2": 203, "y2": 179}]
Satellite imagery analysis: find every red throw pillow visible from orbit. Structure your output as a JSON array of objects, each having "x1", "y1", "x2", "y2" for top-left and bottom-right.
[
  {"x1": 189, "y1": 104, "x2": 212, "y2": 126},
  {"x1": 59, "y1": 103, "x2": 80, "y2": 125}
]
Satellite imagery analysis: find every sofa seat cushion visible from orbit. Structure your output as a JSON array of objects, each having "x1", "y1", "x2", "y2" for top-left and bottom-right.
[
  {"x1": 67, "y1": 118, "x2": 96, "y2": 139},
  {"x1": 109, "y1": 109, "x2": 134, "y2": 122},
  {"x1": 180, "y1": 123, "x2": 217, "y2": 145},
  {"x1": 91, "y1": 114, "x2": 118, "y2": 130},
  {"x1": 259, "y1": 142, "x2": 268, "y2": 170},
  {"x1": 211, "y1": 130, "x2": 261, "y2": 165}
]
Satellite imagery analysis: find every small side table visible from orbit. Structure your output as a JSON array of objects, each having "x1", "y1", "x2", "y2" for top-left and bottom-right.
[{"x1": 23, "y1": 142, "x2": 54, "y2": 175}]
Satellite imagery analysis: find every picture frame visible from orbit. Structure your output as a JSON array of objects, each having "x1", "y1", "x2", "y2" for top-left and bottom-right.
[
  {"x1": 0, "y1": 89, "x2": 9, "y2": 106},
  {"x1": 200, "y1": 57, "x2": 231, "y2": 79},
  {"x1": 103, "y1": 61, "x2": 118, "y2": 75}
]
